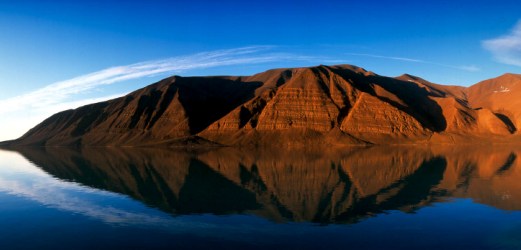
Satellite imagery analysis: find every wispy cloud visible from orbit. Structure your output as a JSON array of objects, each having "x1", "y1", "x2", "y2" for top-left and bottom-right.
[
  {"x1": 346, "y1": 53, "x2": 480, "y2": 72},
  {"x1": 0, "y1": 46, "x2": 313, "y2": 141},
  {"x1": 0, "y1": 94, "x2": 128, "y2": 142},
  {"x1": 0, "y1": 46, "x2": 289, "y2": 115},
  {"x1": 483, "y1": 21, "x2": 521, "y2": 67}
]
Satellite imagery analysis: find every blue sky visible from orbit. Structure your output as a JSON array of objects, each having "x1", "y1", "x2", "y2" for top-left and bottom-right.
[{"x1": 0, "y1": 0, "x2": 520, "y2": 140}]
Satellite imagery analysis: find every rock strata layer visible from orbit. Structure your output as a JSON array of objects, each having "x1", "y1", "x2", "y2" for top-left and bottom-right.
[{"x1": 3, "y1": 65, "x2": 521, "y2": 147}]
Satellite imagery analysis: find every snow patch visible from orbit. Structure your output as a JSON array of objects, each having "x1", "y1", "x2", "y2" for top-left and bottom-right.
[{"x1": 494, "y1": 86, "x2": 511, "y2": 93}]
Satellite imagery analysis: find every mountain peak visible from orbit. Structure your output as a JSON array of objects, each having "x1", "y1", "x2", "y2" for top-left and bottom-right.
[
  {"x1": 500, "y1": 72, "x2": 521, "y2": 77},
  {"x1": 3, "y1": 64, "x2": 521, "y2": 147},
  {"x1": 396, "y1": 73, "x2": 425, "y2": 82},
  {"x1": 476, "y1": 73, "x2": 521, "y2": 85}
]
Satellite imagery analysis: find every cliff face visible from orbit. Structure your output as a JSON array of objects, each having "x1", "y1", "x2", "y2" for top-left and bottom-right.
[
  {"x1": 4, "y1": 65, "x2": 521, "y2": 147},
  {"x1": 467, "y1": 73, "x2": 521, "y2": 133}
]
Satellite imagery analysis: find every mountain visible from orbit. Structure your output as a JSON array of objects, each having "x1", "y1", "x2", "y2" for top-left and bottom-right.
[
  {"x1": 2, "y1": 64, "x2": 521, "y2": 147},
  {"x1": 467, "y1": 73, "x2": 521, "y2": 132}
]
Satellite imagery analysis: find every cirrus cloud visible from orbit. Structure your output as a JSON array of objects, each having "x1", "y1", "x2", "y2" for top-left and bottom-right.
[
  {"x1": 0, "y1": 46, "x2": 322, "y2": 141},
  {"x1": 346, "y1": 53, "x2": 480, "y2": 72},
  {"x1": 483, "y1": 21, "x2": 521, "y2": 67}
]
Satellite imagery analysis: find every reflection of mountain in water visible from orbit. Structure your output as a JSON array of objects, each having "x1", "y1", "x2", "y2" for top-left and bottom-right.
[{"x1": 12, "y1": 146, "x2": 521, "y2": 224}]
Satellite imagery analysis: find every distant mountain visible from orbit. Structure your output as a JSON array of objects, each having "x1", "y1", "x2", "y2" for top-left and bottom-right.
[{"x1": 3, "y1": 65, "x2": 521, "y2": 147}]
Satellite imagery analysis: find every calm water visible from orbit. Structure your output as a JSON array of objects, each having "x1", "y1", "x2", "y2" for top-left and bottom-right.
[{"x1": 1, "y1": 146, "x2": 521, "y2": 249}]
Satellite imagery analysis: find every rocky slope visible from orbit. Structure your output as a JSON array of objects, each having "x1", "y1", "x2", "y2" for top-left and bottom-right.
[{"x1": 3, "y1": 65, "x2": 521, "y2": 147}]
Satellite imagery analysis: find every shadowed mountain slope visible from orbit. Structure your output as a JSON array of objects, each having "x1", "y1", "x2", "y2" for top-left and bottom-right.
[
  {"x1": 467, "y1": 73, "x2": 521, "y2": 133},
  {"x1": 3, "y1": 65, "x2": 521, "y2": 147}
]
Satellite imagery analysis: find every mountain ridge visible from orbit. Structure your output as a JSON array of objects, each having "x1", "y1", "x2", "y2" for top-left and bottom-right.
[{"x1": 2, "y1": 64, "x2": 521, "y2": 147}]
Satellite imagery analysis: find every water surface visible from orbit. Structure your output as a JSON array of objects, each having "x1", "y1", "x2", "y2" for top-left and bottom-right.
[{"x1": 1, "y1": 146, "x2": 521, "y2": 249}]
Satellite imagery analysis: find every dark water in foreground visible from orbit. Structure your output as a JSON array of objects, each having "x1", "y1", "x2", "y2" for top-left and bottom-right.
[{"x1": 1, "y1": 146, "x2": 521, "y2": 249}]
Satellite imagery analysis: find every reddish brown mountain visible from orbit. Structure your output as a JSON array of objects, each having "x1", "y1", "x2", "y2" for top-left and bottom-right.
[
  {"x1": 12, "y1": 145, "x2": 521, "y2": 223},
  {"x1": 467, "y1": 73, "x2": 521, "y2": 132},
  {"x1": 2, "y1": 65, "x2": 521, "y2": 147}
]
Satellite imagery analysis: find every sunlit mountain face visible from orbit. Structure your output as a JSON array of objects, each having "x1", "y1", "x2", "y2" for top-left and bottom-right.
[
  {"x1": 6, "y1": 66, "x2": 521, "y2": 148},
  {"x1": 3, "y1": 1, "x2": 521, "y2": 249},
  {"x1": 1, "y1": 146, "x2": 521, "y2": 249}
]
